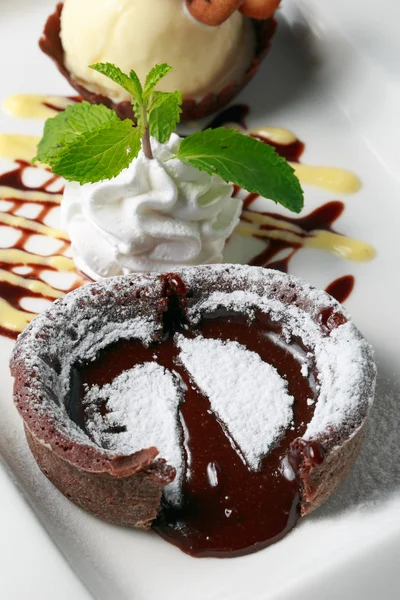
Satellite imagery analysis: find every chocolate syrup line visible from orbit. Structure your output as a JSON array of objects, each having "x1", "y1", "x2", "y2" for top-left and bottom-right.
[
  {"x1": 206, "y1": 104, "x2": 250, "y2": 130},
  {"x1": 245, "y1": 201, "x2": 345, "y2": 272},
  {"x1": 325, "y1": 275, "x2": 355, "y2": 304},
  {"x1": 0, "y1": 160, "x2": 61, "y2": 193},
  {"x1": 0, "y1": 161, "x2": 85, "y2": 339}
]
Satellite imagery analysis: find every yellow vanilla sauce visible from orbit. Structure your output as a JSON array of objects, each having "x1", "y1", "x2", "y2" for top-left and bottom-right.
[
  {"x1": 0, "y1": 134, "x2": 42, "y2": 163},
  {"x1": 3, "y1": 94, "x2": 75, "y2": 120},
  {"x1": 236, "y1": 212, "x2": 375, "y2": 262},
  {"x1": 249, "y1": 126, "x2": 298, "y2": 146},
  {"x1": 249, "y1": 126, "x2": 362, "y2": 194},
  {"x1": 0, "y1": 99, "x2": 374, "y2": 337},
  {"x1": 289, "y1": 164, "x2": 361, "y2": 195}
]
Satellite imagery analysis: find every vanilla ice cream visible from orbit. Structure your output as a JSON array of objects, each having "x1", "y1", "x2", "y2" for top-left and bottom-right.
[
  {"x1": 60, "y1": 0, "x2": 255, "y2": 101},
  {"x1": 62, "y1": 134, "x2": 242, "y2": 278}
]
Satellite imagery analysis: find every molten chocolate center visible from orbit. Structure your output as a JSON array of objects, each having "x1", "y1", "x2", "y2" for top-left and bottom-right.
[{"x1": 69, "y1": 305, "x2": 319, "y2": 558}]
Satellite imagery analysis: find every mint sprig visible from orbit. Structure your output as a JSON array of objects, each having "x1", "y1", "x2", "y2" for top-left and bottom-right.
[
  {"x1": 34, "y1": 62, "x2": 178, "y2": 172},
  {"x1": 144, "y1": 64, "x2": 173, "y2": 99},
  {"x1": 33, "y1": 62, "x2": 303, "y2": 212},
  {"x1": 89, "y1": 62, "x2": 143, "y2": 101}
]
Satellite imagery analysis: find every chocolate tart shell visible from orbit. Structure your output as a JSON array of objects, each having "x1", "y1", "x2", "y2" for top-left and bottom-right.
[
  {"x1": 10, "y1": 266, "x2": 376, "y2": 527},
  {"x1": 39, "y1": 3, "x2": 276, "y2": 122}
]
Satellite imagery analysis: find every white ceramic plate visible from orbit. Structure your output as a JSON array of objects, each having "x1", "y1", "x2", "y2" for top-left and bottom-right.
[{"x1": 1, "y1": 1, "x2": 400, "y2": 598}]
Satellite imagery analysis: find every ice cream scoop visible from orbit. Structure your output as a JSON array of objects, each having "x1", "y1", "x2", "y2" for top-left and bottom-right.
[{"x1": 60, "y1": 0, "x2": 255, "y2": 101}]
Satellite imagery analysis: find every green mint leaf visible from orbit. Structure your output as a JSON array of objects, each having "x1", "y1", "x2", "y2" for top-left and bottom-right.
[
  {"x1": 129, "y1": 69, "x2": 144, "y2": 103},
  {"x1": 176, "y1": 128, "x2": 304, "y2": 213},
  {"x1": 90, "y1": 62, "x2": 143, "y2": 103},
  {"x1": 144, "y1": 63, "x2": 172, "y2": 99},
  {"x1": 52, "y1": 120, "x2": 141, "y2": 184},
  {"x1": 34, "y1": 101, "x2": 119, "y2": 165},
  {"x1": 148, "y1": 91, "x2": 182, "y2": 144}
]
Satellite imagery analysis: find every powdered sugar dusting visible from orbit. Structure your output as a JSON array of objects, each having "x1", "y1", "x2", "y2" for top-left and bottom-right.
[
  {"x1": 176, "y1": 334, "x2": 294, "y2": 469},
  {"x1": 83, "y1": 362, "x2": 184, "y2": 504},
  {"x1": 304, "y1": 322, "x2": 374, "y2": 440},
  {"x1": 180, "y1": 265, "x2": 376, "y2": 446},
  {"x1": 10, "y1": 274, "x2": 165, "y2": 452}
]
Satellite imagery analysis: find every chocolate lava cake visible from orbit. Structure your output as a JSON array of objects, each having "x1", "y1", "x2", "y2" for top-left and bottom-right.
[
  {"x1": 39, "y1": 3, "x2": 276, "y2": 122},
  {"x1": 10, "y1": 265, "x2": 376, "y2": 557}
]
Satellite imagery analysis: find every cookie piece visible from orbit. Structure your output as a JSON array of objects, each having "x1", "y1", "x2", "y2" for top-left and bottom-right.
[{"x1": 186, "y1": 0, "x2": 242, "y2": 26}]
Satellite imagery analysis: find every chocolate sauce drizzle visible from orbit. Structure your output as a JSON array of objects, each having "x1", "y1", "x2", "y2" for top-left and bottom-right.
[
  {"x1": 246, "y1": 200, "x2": 346, "y2": 271},
  {"x1": 0, "y1": 161, "x2": 84, "y2": 339},
  {"x1": 325, "y1": 275, "x2": 355, "y2": 304}
]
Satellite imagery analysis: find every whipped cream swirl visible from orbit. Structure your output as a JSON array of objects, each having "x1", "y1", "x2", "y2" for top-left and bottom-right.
[{"x1": 62, "y1": 134, "x2": 242, "y2": 278}]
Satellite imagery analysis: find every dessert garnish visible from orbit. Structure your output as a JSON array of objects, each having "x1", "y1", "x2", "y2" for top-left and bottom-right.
[
  {"x1": 33, "y1": 61, "x2": 303, "y2": 207},
  {"x1": 32, "y1": 61, "x2": 303, "y2": 279},
  {"x1": 185, "y1": 0, "x2": 281, "y2": 25},
  {"x1": 10, "y1": 265, "x2": 376, "y2": 557}
]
